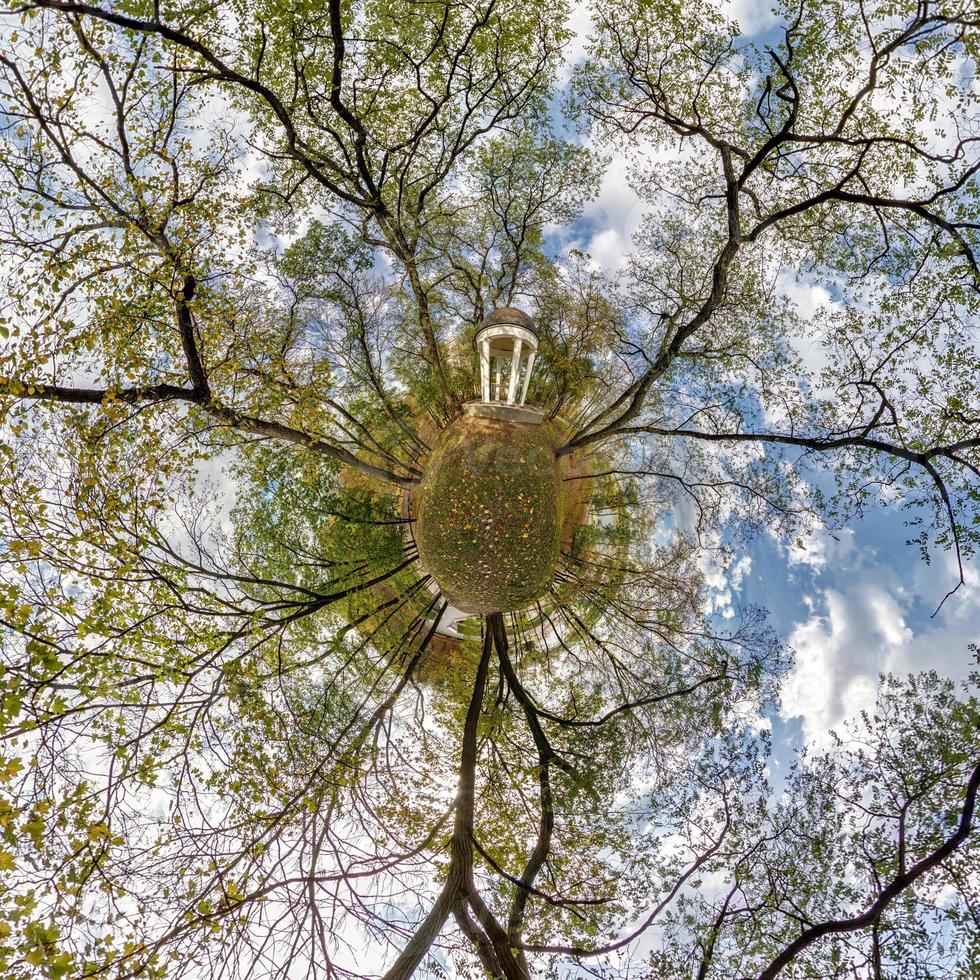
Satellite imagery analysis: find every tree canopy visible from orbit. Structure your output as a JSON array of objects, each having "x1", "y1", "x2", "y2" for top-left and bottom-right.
[{"x1": 0, "y1": 0, "x2": 978, "y2": 977}]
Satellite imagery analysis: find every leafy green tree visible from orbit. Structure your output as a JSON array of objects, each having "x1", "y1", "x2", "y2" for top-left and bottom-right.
[{"x1": 0, "y1": 1, "x2": 977, "y2": 978}]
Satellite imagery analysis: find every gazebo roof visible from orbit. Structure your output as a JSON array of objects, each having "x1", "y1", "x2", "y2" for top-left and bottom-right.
[{"x1": 473, "y1": 307, "x2": 538, "y2": 347}]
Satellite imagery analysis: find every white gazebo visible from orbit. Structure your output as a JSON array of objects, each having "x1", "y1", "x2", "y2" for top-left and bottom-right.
[{"x1": 465, "y1": 307, "x2": 544, "y2": 424}]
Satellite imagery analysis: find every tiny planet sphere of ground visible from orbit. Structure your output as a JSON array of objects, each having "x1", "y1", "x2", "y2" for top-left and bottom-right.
[{"x1": 414, "y1": 414, "x2": 564, "y2": 614}]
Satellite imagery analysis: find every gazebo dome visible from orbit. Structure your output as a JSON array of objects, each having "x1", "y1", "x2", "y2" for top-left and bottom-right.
[{"x1": 474, "y1": 307, "x2": 538, "y2": 341}]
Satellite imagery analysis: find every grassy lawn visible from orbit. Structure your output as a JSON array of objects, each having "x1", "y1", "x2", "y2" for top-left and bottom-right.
[{"x1": 415, "y1": 415, "x2": 564, "y2": 613}]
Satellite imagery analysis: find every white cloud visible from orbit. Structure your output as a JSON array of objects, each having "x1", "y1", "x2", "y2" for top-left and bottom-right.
[
  {"x1": 774, "y1": 267, "x2": 838, "y2": 381},
  {"x1": 698, "y1": 550, "x2": 752, "y2": 620},
  {"x1": 779, "y1": 547, "x2": 979, "y2": 747},
  {"x1": 886, "y1": 554, "x2": 980, "y2": 680},
  {"x1": 780, "y1": 584, "x2": 912, "y2": 745},
  {"x1": 584, "y1": 227, "x2": 630, "y2": 273},
  {"x1": 785, "y1": 526, "x2": 855, "y2": 571},
  {"x1": 720, "y1": 0, "x2": 782, "y2": 36},
  {"x1": 561, "y1": 0, "x2": 595, "y2": 79},
  {"x1": 567, "y1": 153, "x2": 648, "y2": 272}
]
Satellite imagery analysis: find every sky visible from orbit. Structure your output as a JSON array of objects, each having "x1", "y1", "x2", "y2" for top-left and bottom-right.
[{"x1": 552, "y1": 0, "x2": 980, "y2": 763}]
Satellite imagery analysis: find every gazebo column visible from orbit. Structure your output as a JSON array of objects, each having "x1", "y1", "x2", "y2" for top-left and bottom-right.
[
  {"x1": 495, "y1": 356, "x2": 504, "y2": 401},
  {"x1": 519, "y1": 350, "x2": 535, "y2": 406},
  {"x1": 480, "y1": 340, "x2": 491, "y2": 403},
  {"x1": 506, "y1": 338, "x2": 523, "y2": 404}
]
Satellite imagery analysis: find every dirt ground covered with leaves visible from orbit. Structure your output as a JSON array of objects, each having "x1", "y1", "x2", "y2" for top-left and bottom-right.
[{"x1": 414, "y1": 416, "x2": 566, "y2": 612}]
